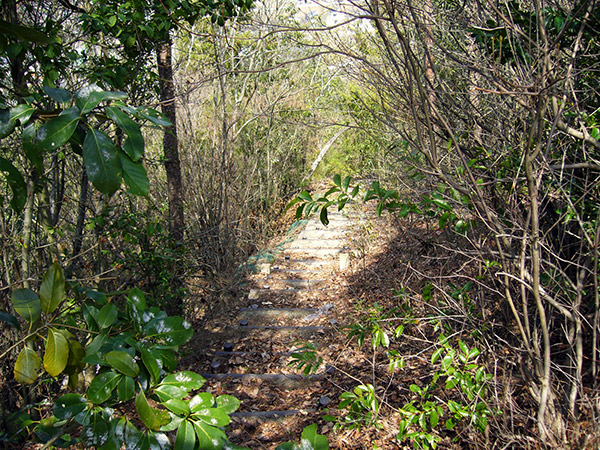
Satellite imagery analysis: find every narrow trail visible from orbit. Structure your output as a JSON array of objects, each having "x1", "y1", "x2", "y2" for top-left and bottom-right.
[{"x1": 188, "y1": 207, "x2": 379, "y2": 448}]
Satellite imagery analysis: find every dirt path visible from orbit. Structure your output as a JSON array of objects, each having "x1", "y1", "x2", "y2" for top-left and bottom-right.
[{"x1": 185, "y1": 207, "x2": 378, "y2": 448}]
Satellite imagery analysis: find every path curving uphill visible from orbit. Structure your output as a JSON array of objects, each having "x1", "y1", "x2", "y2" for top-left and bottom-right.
[{"x1": 191, "y1": 208, "x2": 376, "y2": 448}]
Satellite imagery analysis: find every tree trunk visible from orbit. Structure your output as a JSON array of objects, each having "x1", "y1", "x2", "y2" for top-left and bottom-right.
[{"x1": 157, "y1": 37, "x2": 185, "y2": 243}]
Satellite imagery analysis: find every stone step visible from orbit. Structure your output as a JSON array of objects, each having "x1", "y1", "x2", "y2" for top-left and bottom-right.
[
  {"x1": 201, "y1": 372, "x2": 324, "y2": 388},
  {"x1": 252, "y1": 278, "x2": 327, "y2": 289},
  {"x1": 231, "y1": 409, "x2": 312, "y2": 419},
  {"x1": 283, "y1": 248, "x2": 346, "y2": 259},
  {"x1": 291, "y1": 238, "x2": 347, "y2": 249},
  {"x1": 296, "y1": 229, "x2": 348, "y2": 239},
  {"x1": 239, "y1": 306, "x2": 318, "y2": 318}
]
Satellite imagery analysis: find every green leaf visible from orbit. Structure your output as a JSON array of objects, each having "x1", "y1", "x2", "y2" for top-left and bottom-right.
[
  {"x1": 192, "y1": 407, "x2": 231, "y2": 427},
  {"x1": 162, "y1": 399, "x2": 190, "y2": 416},
  {"x1": 432, "y1": 198, "x2": 452, "y2": 211},
  {"x1": 39, "y1": 263, "x2": 65, "y2": 314},
  {"x1": 215, "y1": 395, "x2": 240, "y2": 414},
  {"x1": 0, "y1": 156, "x2": 27, "y2": 212},
  {"x1": 127, "y1": 288, "x2": 147, "y2": 311},
  {"x1": 77, "y1": 90, "x2": 127, "y2": 115},
  {"x1": 37, "y1": 107, "x2": 80, "y2": 151},
  {"x1": 14, "y1": 347, "x2": 41, "y2": 384},
  {"x1": 0, "y1": 310, "x2": 20, "y2": 329},
  {"x1": 88, "y1": 371, "x2": 120, "y2": 404},
  {"x1": 442, "y1": 354, "x2": 453, "y2": 371},
  {"x1": 105, "y1": 350, "x2": 139, "y2": 377},
  {"x1": 342, "y1": 176, "x2": 351, "y2": 192},
  {"x1": 155, "y1": 385, "x2": 188, "y2": 402},
  {"x1": 106, "y1": 106, "x2": 144, "y2": 161},
  {"x1": 320, "y1": 207, "x2": 329, "y2": 226},
  {"x1": 144, "y1": 317, "x2": 193, "y2": 346},
  {"x1": 161, "y1": 371, "x2": 206, "y2": 391},
  {"x1": 11, "y1": 288, "x2": 41, "y2": 323},
  {"x1": 44, "y1": 328, "x2": 69, "y2": 377},
  {"x1": 431, "y1": 347, "x2": 443, "y2": 364},
  {"x1": 189, "y1": 393, "x2": 215, "y2": 412},
  {"x1": 117, "y1": 376, "x2": 135, "y2": 402},
  {"x1": 192, "y1": 421, "x2": 226, "y2": 450},
  {"x1": 300, "y1": 423, "x2": 328, "y2": 450},
  {"x1": 135, "y1": 390, "x2": 171, "y2": 431},
  {"x1": 140, "y1": 108, "x2": 172, "y2": 127},
  {"x1": 97, "y1": 303, "x2": 118, "y2": 329},
  {"x1": 333, "y1": 174, "x2": 341, "y2": 187},
  {"x1": 138, "y1": 346, "x2": 160, "y2": 384},
  {"x1": 430, "y1": 409, "x2": 439, "y2": 428},
  {"x1": 54, "y1": 394, "x2": 87, "y2": 420},
  {"x1": 119, "y1": 150, "x2": 149, "y2": 196},
  {"x1": 0, "y1": 19, "x2": 53, "y2": 43},
  {"x1": 175, "y1": 420, "x2": 195, "y2": 450},
  {"x1": 298, "y1": 190, "x2": 312, "y2": 202},
  {"x1": 0, "y1": 108, "x2": 16, "y2": 138},
  {"x1": 83, "y1": 128, "x2": 122, "y2": 196},
  {"x1": 275, "y1": 443, "x2": 296, "y2": 450},
  {"x1": 10, "y1": 104, "x2": 35, "y2": 126},
  {"x1": 43, "y1": 87, "x2": 72, "y2": 104}
]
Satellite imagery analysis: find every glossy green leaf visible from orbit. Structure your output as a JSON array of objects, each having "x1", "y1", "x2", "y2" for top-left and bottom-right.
[
  {"x1": 43, "y1": 87, "x2": 72, "y2": 104},
  {"x1": 97, "y1": 303, "x2": 118, "y2": 329},
  {"x1": 298, "y1": 190, "x2": 312, "y2": 202},
  {"x1": 117, "y1": 376, "x2": 135, "y2": 402},
  {"x1": 0, "y1": 156, "x2": 27, "y2": 212},
  {"x1": 138, "y1": 346, "x2": 160, "y2": 384},
  {"x1": 106, "y1": 106, "x2": 144, "y2": 161},
  {"x1": 10, "y1": 104, "x2": 35, "y2": 125},
  {"x1": 39, "y1": 263, "x2": 65, "y2": 314},
  {"x1": 119, "y1": 150, "x2": 149, "y2": 196},
  {"x1": 154, "y1": 384, "x2": 188, "y2": 402},
  {"x1": 162, "y1": 399, "x2": 190, "y2": 416},
  {"x1": 54, "y1": 394, "x2": 87, "y2": 420},
  {"x1": 105, "y1": 350, "x2": 139, "y2": 377},
  {"x1": 301, "y1": 423, "x2": 328, "y2": 450},
  {"x1": 189, "y1": 393, "x2": 214, "y2": 412},
  {"x1": 88, "y1": 371, "x2": 120, "y2": 404},
  {"x1": 0, "y1": 310, "x2": 20, "y2": 329},
  {"x1": 193, "y1": 407, "x2": 230, "y2": 427},
  {"x1": 76, "y1": 89, "x2": 127, "y2": 115},
  {"x1": 161, "y1": 371, "x2": 206, "y2": 391},
  {"x1": 174, "y1": 420, "x2": 195, "y2": 450},
  {"x1": 83, "y1": 128, "x2": 122, "y2": 196},
  {"x1": 192, "y1": 421, "x2": 226, "y2": 450},
  {"x1": 14, "y1": 347, "x2": 41, "y2": 384},
  {"x1": 135, "y1": 390, "x2": 171, "y2": 431},
  {"x1": 37, "y1": 107, "x2": 80, "y2": 151},
  {"x1": 320, "y1": 207, "x2": 329, "y2": 226},
  {"x1": 44, "y1": 328, "x2": 69, "y2": 377},
  {"x1": 215, "y1": 395, "x2": 240, "y2": 414},
  {"x1": 143, "y1": 317, "x2": 193, "y2": 346},
  {"x1": 11, "y1": 288, "x2": 41, "y2": 323},
  {"x1": 128, "y1": 288, "x2": 147, "y2": 311},
  {"x1": 140, "y1": 108, "x2": 172, "y2": 127}
]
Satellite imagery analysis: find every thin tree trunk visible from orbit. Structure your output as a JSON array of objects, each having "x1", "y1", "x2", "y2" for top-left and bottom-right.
[
  {"x1": 21, "y1": 172, "x2": 36, "y2": 289},
  {"x1": 157, "y1": 36, "x2": 184, "y2": 243}
]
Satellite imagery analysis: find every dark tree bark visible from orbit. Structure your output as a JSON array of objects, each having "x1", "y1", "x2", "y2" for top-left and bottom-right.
[{"x1": 157, "y1": 36, "x2": 185, "y2": 243}]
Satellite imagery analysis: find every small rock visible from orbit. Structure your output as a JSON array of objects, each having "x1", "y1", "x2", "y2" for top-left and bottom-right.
[
  {"x1": 223, "y1": 342, "x2": 233, "y2": 352},
  {"x1": 319, "y1": 396, "x2": 331, "y2": 407},
  {"x1": 240, "y1": 320, "x2": 249, "y2": 327}
]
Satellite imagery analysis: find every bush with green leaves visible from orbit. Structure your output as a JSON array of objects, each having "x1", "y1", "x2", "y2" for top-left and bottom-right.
[
  {"x1": 396, "y1": 336, "x2": 497, "y2": 450},
  {"x1": 2, "y1": 263, "x2": 246, "y2": 450}
]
